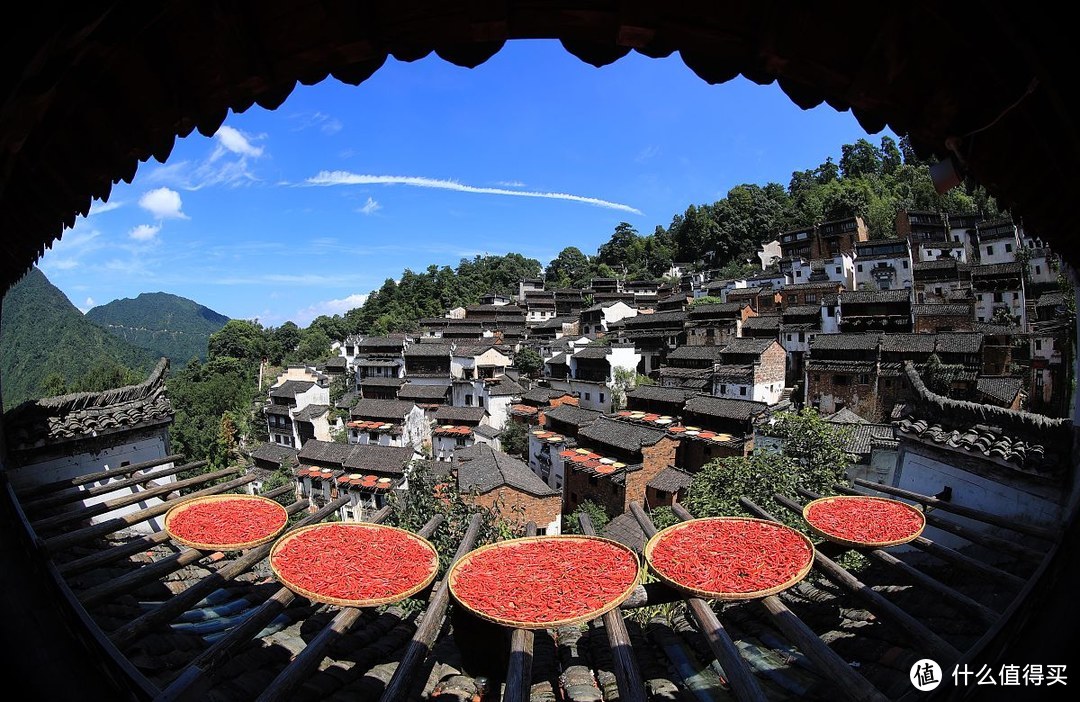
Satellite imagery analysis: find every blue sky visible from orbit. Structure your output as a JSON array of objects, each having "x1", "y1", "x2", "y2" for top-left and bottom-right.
[{"x1": 38, "y1": 39, "x2": 893, "y2": 327}]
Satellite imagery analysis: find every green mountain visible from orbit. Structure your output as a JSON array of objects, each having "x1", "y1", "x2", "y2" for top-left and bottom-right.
[
  {"x1": 85, "y1": 292, "x2": 230, "y2": 367},
  {"x1": 1, "y1": 267, "x2": 159, "y2": 408}
]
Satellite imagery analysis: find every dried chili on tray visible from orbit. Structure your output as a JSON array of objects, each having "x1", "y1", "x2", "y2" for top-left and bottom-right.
[
  {"x1": 645, "y1": 517, "x2": 815, "y2": 600},
  {"x1": 803, "y1": 495, "x2": 925, "y2": 547},
  {"x1": 270, "y1": 523, "x2": 439, "y2": 606},
  {"x1": 164, "y1": 494, "x2": 288, "y2": 550},
  {"x1": 448, "y1": 535, "x2": 641, "y2": 629}
]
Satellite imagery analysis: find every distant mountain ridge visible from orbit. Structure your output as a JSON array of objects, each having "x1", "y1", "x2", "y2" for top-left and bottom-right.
[
  {"x1": 1, "y1": 268, "x2": 159, "y2": 408},
  {"x1": 85, "y1": 292, "x2": 230, "y2": 367}
]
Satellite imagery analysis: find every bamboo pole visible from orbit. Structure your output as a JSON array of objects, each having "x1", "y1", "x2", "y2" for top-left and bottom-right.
[
  {"x1": 636, "y1": 502, "x2": 768, "y2": 702},
  {"x1": 43, "y1": 473, "x2": 257, "y2": 554},
  {"x1": 379, "y1": 513, "x2": 483, "y2": 702},
  {"x1": 15, "y1": 453, "x2": 186, "y2": 498},
  {"x1": 33, "y1": 465, "x2": 242, "y2": 532},
  {"x1": 851, "y1": 478, "x2": 1059, "y2": 542},
  {"x1": 742, "y1": 497, "x2": 962, "y2": 665},
  {"x1": 110, "y1": 495, "x2": 350, "y2": 650},
  {"x1": 503, "y1": 521, "x2": 537, "y2": 702},
  {"x1": 23, "y1": 460, "x2": 210, "y2": 514}
]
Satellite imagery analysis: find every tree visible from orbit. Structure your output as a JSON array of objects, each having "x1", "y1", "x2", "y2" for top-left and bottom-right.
[
  {"x1": 545, "y1": 246, "x2": 592, "y2": 289},
  {"x1": 514, "y1": 347, "x2": 544, "y2": 378},
  {"x1": 766, "y1": 408, "x2": 852, "y2": 495},
  {"x1": 294, "y1": 327, "x2": 332, "y2": 364},
  {"x1": 685, "y1": 451, "x2": 801, "y2": 526},
  {"x1": 610, "y1": 366, "x2": 644, "y2": 412},
  {"x1": 840, "y1": 139, "x2": 882, "y2": 179},
  {"x1": 597, "y1": 222, "x2": 641, "y2": 270},
  {"x1": 564, "y1": 499, "x2": 611, "y2": 534},
  {"x1": 880, "y1": 135, "x2": 902, "y2": 175},
  {"x1": 498, "y1": 420, "x2": 529, "y2": 459},
  {"x1": 208, "y1": 319, "x2": 267, "y2": 363}
]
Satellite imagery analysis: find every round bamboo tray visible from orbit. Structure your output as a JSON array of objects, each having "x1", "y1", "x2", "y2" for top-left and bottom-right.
[
  {"x1": 269, "y1": 522, "x2": 439, "y2": 607},
  {"x1": 163, "y1": 494, "x2": 288, "y2": 551},
  {"x1": 448, "y1": 535, "x2": 642, "y2": 629},
  {"x1": 644, "y1": 517, "x2": 815, "y2": 601},
  {"x1": 802, "y1": 495, "x2": 926, "y2": 548}
]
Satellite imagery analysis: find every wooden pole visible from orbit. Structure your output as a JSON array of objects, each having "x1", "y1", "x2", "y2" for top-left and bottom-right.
[
  {"x1": 110, "y1": 495, "x2": 350, "y2": 650},
  {"x1": 23, "y1": 459, "x2": 209, "y2": 514},
  {"x1": 14, "y1": 453, "x2": 186, "y2": 498},
  {"x1": 379, "y1": 513, "x2": 483, "y2": 702},
  {"x1": 503, "y1": 521, "x2": 538, "y2": 702},
  {"x1": 576, "y1": 511, "x2": 646, "y2": 702}
]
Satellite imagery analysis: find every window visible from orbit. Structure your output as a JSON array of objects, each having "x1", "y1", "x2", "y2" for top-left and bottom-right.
[
  {"x1": 369, "y1": 432, "x2": 379, "y2": 442},
  {"x1": 986, "y1": 245, "x2": 994, "y2": 255},
  {"x1": 858, "y1": 374, "x2": 870, "y2": 384},
  {"x1": 456, "y1": 437, "x2": 467, "y2": 447},
  {"x1": 902, "y1": 260, "x2": 909, "y2": 268},
  {"x1": 599, "y1": 392, "x2": 605, "y2": 403},
  {"x1": 857, "y1": 264, "x2": 863, "y2": 272},
  {"x1": 465, "y1": 394, "x2": 473, "y2": 406},
  {"x1": 584, "y1": 392, "x2": 591, "y2": 401},
  {"x1": 805, "y1": 293, "x2": 817, "y2": 303},
  {"x1": 478, "y1": 396, "x2": 484, "y2": 407},
  {"x1": 993, "y1": 292, "x2": 1003, "y2": 303},
  {"x1": 796, "y1": 270, "x2": 802, "y2": 277},
  {"x1": 835, "y1": 266, "x2": 842, "y2": 274},
  {"x1": 1005, "y1": 243, "x2": 1013, "y2": 253},
  {"x1": 720, "y1": 384, "x2": 727, "y2": 394},
  {"x1": 787, "y1": 334, "x2": 792, "y2": 341},
  {"x1": 1036, "y1": 339, "x2": 1043, "y2": 350},
  {"x1": 1036, "y1": 265, "x2": 1042, "y2": 275},
  {"x1": 739, "y1": 387, "x2": 747, "y2": 396},
  {"x1": 536, "y1": 527, "x2": 547, "y2": 536},
  {"x1": 798, "y1": 331, "x2": 805, "y2": 342},
  {"x1": 1012, "y1": 292, "x2": 1019, "y2": 300}
]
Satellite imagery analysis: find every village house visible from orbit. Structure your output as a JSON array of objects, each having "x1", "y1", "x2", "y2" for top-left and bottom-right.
[
  {"x1": 971, "y1": 262, "x2": 1027, "y2": 326},
  {"x1": 624, "y1": 384, "x2": 693, "y2": 417},
  {"x1": 853, "y1": 239, "x2": 914, "y2": 290},
  {"x1": 740, "y1": 314, "x2": 782, "y2": 341},
  {"x1": 591, "y1": 291, "x2": 637, "y2": 307},
  {"x1": 553, "y1": 288, "x2": 590, "y2": 317},
  {"x1": 780, "y1": 304, "x2": 822, "y2": 384},
  {"x1": 396, "y1": 382, "x2": 451, "y2": 417},
  {"x1": 913, "y1": 258, "x2": 972, "y2": 303},
  {"x1": 508, "y1": 386, "x2": 578, "y2": 427},
  {"x1": 358, "y1": 376, "x2": 406, "y2": 400},
  {"x1": 712, "y1": 337, "x2": 786, "y2": 405},
  {"x1": 805, "y1": 332, "x2": 882, "y2": 420},
  {"x1": 579, "y1": 300, "x2": 637, "y2": 338},
  {"x1": 975, "y1": 219, "x2": 1022, "y2": 265},
  {"x1": 877, "y1": 333, "x2": 976, "y2": 411},
  {"x1": 896, "y1": 210, "x2": 950, "y2": 248},
  {"x1": 781, "y1": 254, "x2": 855, "y2": 289},
  {"x1": 676, "y1": 394, "x2": 769, "y2": 471},
  {"x1": 350, "y1": 335, "x2": 407, "y2": 386},
  {"x1": 522, "y1": 289, "x2": 558, "y2": 323},
  {"x1": 838, "y1": 289, "x2": 913, "y2": 333},
  {"x1": 544, "y1": 343, "x2": 642, "y2": 413},
  {"x1": 655, "y1": 365, "x2": 714, "y2": 393},
  {"x1": 822, "y1": 407, "x2": 899, "y2": 485},
  {"x1": 778, "y1": 216, "x2": 869, "y2": 260},
  {"x1": 264, "y1": 367, "x2": 332, "y2": 449},
  {"x1": 527, "y1": 315, "x2": 580, "y2": 342},
  {"x1": 454, "y1": 444, "x2": 562, "y2": 535},
  {"x1": 294, "y1": 440, "x2": 413, "y2": 521},
  {"x1": 403, "y1": 340, "x2": 453, "y2": 380},
  {"x1": 779, "y1": 280, "x2": 844, "y2": 310},
  {"x1": 479, "y1": 291, "x2": 511, "y2": 306},
  {"x1": 527, "y1": 403, "x2": 601, "y2": 491},
  {"x1": 683, "y1": 302, "x2": 756, "y2": 347},
  {"x1": 975, "y1": 376, "x2": 1026, "y2": 410},
  {"x1": 917, "y1": 239, "x2": 968, "y2": 264},
  {"x1": 724, "y1": 285, "x2": 781, "y2": 313},
  {"x1": 463, "y1": 304, "x2": 526, "y2": 326},
  {"x1": 2, "y1": 358, "x2": 176, "y2": 534},
  {"x1": 655, "y1": 290, "x2": 695, "y2": 311},
  {"x1": 564, "y1": 416, "x2": 679, "y2": 516},
  {"x1": 616, "y1": 310, "x2": 688, "y2": 374},
  {"x1": 912, "y1": 302, "x2": 975, "y2": 333},
  {"x1": 1020, "y1": 237, "x2": 1060, "y2": 290},
  {"x1": 347, "y1": 398, "x2": 429, "y2": 454},
  {"x1": 431, "y1": 405, "x2": 490, "y2": 462},
  {"x1": 946, "y1": 212, "x2": 980, "y2": 262},
  {"x1": 451, "y1": 344, "x2": 511, "y2": 399}
]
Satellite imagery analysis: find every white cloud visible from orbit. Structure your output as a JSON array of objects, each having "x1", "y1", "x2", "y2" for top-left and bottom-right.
[
  {"x1": 306, "y1": 171, "x2": 643, "y2": 215},
  {"x1": 291, "y1": 111, "x2": 343, "y2": 136},
  {"x1": 358, "y1": 197, "x2": 381, "y2": 215},
  {"x1": 496, "y1": 180, "x2": 526, "y2": 188},
  {"x1": 294, "y1": 293, "x2": 370, "y2": 325},
  {"x1": 78, "y1": 297, "x2": 96, "y2": 314},
  {"x1": 139, "y1": 188, "x2": 188, "y2": 219},
  {"x1": 49, "y1": 258, "x2": 80, "y2": 270},
  {"x1": 87, "y1": 200, "x2": 123, "y2": 216},
  {"x1": 129, "y1": 224, "x2": 161, "y2": 241},
  {"x1": 213, "y1": 125, "x2": 264, "y2": 158},
  {"x1": 635, "y1": 145, "x2": 661, "y2": 163}
]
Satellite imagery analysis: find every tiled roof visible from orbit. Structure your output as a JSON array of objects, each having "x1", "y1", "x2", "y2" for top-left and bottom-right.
[
  {"x1": 522, "y1": 387, "x2": 572, "y2": 403},
  {"x1": 341, "y1": 444, "x2": 414, "y2": 475},
  {"x1": 879, "y1": 333, "x2": 938, "y2": 354},
  {"x1": 335, "y1": 391, "x2": 359, "y2": 409},
  {"x1": 626, "y1": 385, "x2": 693, "y2": 404},
  {"x1": 712, "y1": 364, "x2": 753, "y2": 382},
  {"x1": 807, "y1": 359, "x2": 877, "y2": 373},
  {"x1": 1036, "y1": 291, "x2": 1066, "y2": 307},
  {"x1": 976, "y1": 376, "x2": 1025, "y2": 404},
  {"x1": 972, "y1": 262, "x2": 1023, "y2": 277},
  {"x1": 324, "y1": 356, "x2": 347, "y2": 371},
  {"x1": 547, "y1": 353, "x2": 568, "y2": 365},
  {"x1": 543, "y1": 403, "x2": 602, "y2": 428},
  {"x1": 578, "y1": 416, "x2": 668, "y2": 453},
  {"x1": 720, "y1": 338, "x2": 777, "y2": 355},
  {"x1": 269, "y1": 380, "x2": 315, "y2": 398},
  {"x1": 532, "y1": 315, "x2": 577, "y2": 330},
  {"x1": 434, "y1": 406, "x2": 488, "y2": 424},
  {"x1": 248, "y1": 442, "x2": 299, "y2": 465},
  {"x1": 297, "y1": 439, "x2": 353, "y2": 465},
  {"x1": 404, "y1": 343, "x2": 453, "y2": 357},
  {"x1": 687, "y1": 302, "x2": 748, "y2": 317},
  {"x1": 456, "y1": 444, "x2": 557, "y2": 496},
  {"x1": 359, "y1": 377, "x2": 405, "y2": 387},
  {"x1": 741, "y1": 315, "x2": 781, "y2": 330},
  {"x1": 846, "y1": 424, "x2": 899, "y2": 456},
  {"x1": 935, "y1": 332, "x2": 984, "y2": 354},
  {"x1": 665, "y1": 345, "x2": 726, "y2": 361},
  {"x1": 473, "y1": 422, "x2": 500, "y2": 439},
  {"x1": 782, "y1": 305, "x2": 821, "y2": 317},
  {"x1": 913, "y1": 303, "x2": 972, "y2": 316},
  {"x1": 825, "y1": 407, "x2": 870, "y2": 424},
  {"x1": 264, "y1": 403, "x2": 291, "y2": 416},
  {"x1": 809, "y1": 332, "x2": 881, "y2": 351},
  {"x1": 682, "y1": 395, "x2": 768, "y2": 421},
  {"x1": 357, "y1": 336, "x2": 406, "y2": 349},
  {"x1": 656, "y1": 367, "x2": 712, "y2": 379},
  {"x1": 487, "y1": 377, "x2": 524, "y2": 397},
  {"x1": 781, "y1": 281, "x2": 844, "y2": 292},
  {"x1": 350, "y1": 399, "x2": 416, "y2": 420},
  {"x1": 293, "y1": 404, "x2": 330, "y2": 421},
  {"x1": 354, "y1": 359, "x2": 402, "y2": 367},
  {"x1": 840, "y1": 289, "x2": 912, "y2": 304},
  {"x1": 647, "y1": 467, "x2": 693, "y2": 493},
  {"x1": 727, "y1": 286, "x2": 764, "y2": 296},
  {"x1": 4, "y1": 357, "x2": 174, "y2": 450},
  {"x1": 574, "y1": 345, "x2": 612, "y2": 359},
  {"x1": 602, "y1": 512, "x2": 646, "y2": 552},
  {"x1": 622, "y1": 310, "x2": 688, "y2": 326},
  {"x1": 397, "y1": 383, "x2": 451, "y2": 401}
]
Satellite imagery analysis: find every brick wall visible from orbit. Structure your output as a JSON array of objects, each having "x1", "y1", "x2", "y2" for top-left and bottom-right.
[
  {"x1": 565, "y1": 468, "x2": 624, "y2": 516},
  {"x1": 914, "y1": 314, "x2": 974, "y2": 333},
  {"x1": 807, "y1": 371, "x2": 881, "y2": 421},
  {"x1": 622, "y1": 437, "x2": 679, "y2": 512},
  {"x1": 754, "y1": 343, "x2": 787, "y2": 387},
  {"x1": 676, "y1": 439, "x2": 747, "y2": 472},
  {"x1": 470, "y1": 487, "x2": 562, "y2": 532}
]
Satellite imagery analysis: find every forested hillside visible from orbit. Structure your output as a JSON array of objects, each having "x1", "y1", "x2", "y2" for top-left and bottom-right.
[
  {"x1": 0, "y1": 268, "x2": 159, "y2": 408},
  {"x1": 85, "y1": 292, "x2": 229, "y2": 366}
]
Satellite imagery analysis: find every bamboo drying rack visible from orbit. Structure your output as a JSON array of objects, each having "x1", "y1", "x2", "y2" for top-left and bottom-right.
[
  {"x1": 163, "y1": 493, "x2": 289, "y2": 551},
  {"x1": 802, "y1": 494, "x2": 926, "y2": 548}
]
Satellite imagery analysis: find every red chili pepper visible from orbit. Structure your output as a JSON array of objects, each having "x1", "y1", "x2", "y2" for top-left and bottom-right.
[
  {"x1": 805, "y1": 496, "x2": 923, "y2": 545},
  {"x1": 168, "y1": 498, "x2": 286, "y2": 547},
  {"x1": 451, "y1": 538, "x2": 639, "y2": 625},
  {"x1": 649, "y1": 518, "x2": 812, "y2": 595}
]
